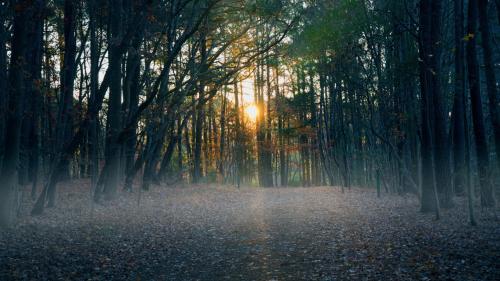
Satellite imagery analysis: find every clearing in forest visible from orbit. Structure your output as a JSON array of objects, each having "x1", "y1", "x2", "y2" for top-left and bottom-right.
[{"x1": 1, "y1": 182, "x2": 499, "y2": 280}]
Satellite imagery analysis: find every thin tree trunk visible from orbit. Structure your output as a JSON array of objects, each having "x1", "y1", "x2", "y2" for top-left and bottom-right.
[
  {"x1": 88, "y1": 0, "x2": 99, "y2": 190},
  {"x1": 452, "y1": 0, "x2": 466, "y2": 196},
  {"x1": 192, "y1": 35, "x2": 207, "y2": 184},
  {"x1": 234, "y1": 82, "x2": 241, "y2": 188},
  {"x1": 193, "y1": 102, "x2": 204, "y2": 183},
  {"x1": 218, "y1": 90, "x2": 227, "y2": 180},
  {"x1": 0, "y1": 3, "x2": 7, "y2": 164}
]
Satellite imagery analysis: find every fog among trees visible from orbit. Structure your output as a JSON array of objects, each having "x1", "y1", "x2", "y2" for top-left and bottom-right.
[{"x1": 0, "y1": 0, "x2": 499, "y2": 280}]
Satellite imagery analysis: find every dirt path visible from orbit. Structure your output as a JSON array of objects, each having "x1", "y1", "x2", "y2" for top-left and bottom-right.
[{"x1": 1, "y1": 183, "x2": 499, "y2": 280}]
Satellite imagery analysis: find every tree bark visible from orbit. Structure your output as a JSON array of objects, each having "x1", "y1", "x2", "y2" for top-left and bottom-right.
[
  {"x1": 495, "y1": 0, "x2": 500, "y2": 24},
  {"x1": 418, "y1": 0, "x2": 440, "y2": 216},
  {"x1": 466, "y1": 0, "x2": 496, "y2": 208},
  {"x1": 0, "y1": 0, "x2": 35, "y2": 227},
  {"x1": 0, "y1": 3, "x2": 7, "y2": 164},
  {"x1": 26, "y1": 2, "x2": 44, "y2": 199},
  {"x1": 100, "y1": 0, "x2": 124, "y2": 200},
  {"x1": 218, "y1": 90, "x2": 227, "y2": 180},
  {"x1": 452, "y1": 0, "x2": 466, "y2": 196},
  {"x1": 193, "y1": 35, "x2": 208, "y2": 184},
  {"x1": 193, "y1": 102, "x2": 204, "y2": 183},
  {"x1": 88, "y1": 0, "x2": 99, "y2": 190},
  {"x1": 234, "y1": 82, "x2": 242, "y2": 188},
  {"x1": 430, "y1": 0, "x2": 453, "y2": 208},
  {"x1": 477, "y1": 0, "x2": 500, "y2": 175}
]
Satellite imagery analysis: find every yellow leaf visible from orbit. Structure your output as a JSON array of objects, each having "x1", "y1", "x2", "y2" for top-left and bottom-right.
[{"x1": 463, "y1": 33, "x2": 474, "y2": 41}]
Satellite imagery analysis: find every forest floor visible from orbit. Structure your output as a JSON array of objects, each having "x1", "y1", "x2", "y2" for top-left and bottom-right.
[{"x1": 1, "y1": 181, "x2": 499, "y2": 281}]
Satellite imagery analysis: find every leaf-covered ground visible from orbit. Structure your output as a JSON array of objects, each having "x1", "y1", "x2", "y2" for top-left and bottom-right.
[{"x1": 1, "y1": 181, "x2": 499, "y2": 280}]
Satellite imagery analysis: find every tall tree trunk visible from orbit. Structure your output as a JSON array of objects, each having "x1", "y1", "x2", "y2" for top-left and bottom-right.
[
  {"x1": 0, "y1": 3, "x2": 7, "y2": 164},
  {"x1": 263, "y1": 63, "x2": 274, "y2": 187},
  {"x1": 218, "y1": 90, "x2": 227, "y2": 180},
  {"x1": 192, "y1": 35, "x2": 207, "y2": 184},
  {"x1": 430, "y1": 0, "x2": 453, "y2": 208},
  {"x1": 255, "y1": 58, "x2": 266, "y2": 186},
  {"x1": 452, "y1": 0, "x2": 466, "y2": 196},
  {"x1": 418, "y1": 0, "x2": 440, "y2": 216},
  {"x1": 463, "y1": 76, "x2": 477, "y2": 226},
  {"x1": 0, "y1": 0, "x2": 34, "y2": 227},
  {"x1": 122, "y1": 36, "x2": 141, "y2": 190},
  {"x1": 277, "y1": 67, "x2": 287, "y2": 186},
  {"x1": 177, "y1": 118, "x2": 183, "y2": 182},
  {"x1": 100, "y1": 0, "x2": 124, "y2": 200},
  {"x1": 88, "y1": 0, "x2": 99, "y2": 190},
  {"x1": 26, "y1": 2, "x2": 44, "y2": 199},
  {"x1": 466, "y1": 0, "x2": 496, "y2": 208},
  {"x1": 32, "y1": 0, "x2": 77, "y2": 213},
  {"x1": 48, "y1": 0, "x2": 78, "y2": 206},
  {"x1": 193, "y1": 102, "x2": 204, "y2": 183},
  {"x1": 495, "y1": 0, "x2": 500, "y2": 24},
  {"x1": 477, "y1": 0, "x2": 500, "y2": 176},
  {"x1": 234, "y1": 82, "x2": 242, "y2": 188}
]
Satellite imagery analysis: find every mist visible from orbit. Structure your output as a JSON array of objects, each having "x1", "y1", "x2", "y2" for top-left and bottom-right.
[{"x1": 1, "y1": 0, "x2": 499, "y2": 280}]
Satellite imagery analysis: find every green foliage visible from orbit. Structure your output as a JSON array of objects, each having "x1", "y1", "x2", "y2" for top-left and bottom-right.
[
  {"x1": 246, "y1": 0, "x2": 284, "y2": 17},
  {"x1": 289, "y1": 0, "x2": 367, "y2": 59}
]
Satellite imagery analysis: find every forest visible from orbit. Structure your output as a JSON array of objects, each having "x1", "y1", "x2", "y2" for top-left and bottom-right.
[{"x1": 0, "y1": 0, "x2": 499, "y2": 280}]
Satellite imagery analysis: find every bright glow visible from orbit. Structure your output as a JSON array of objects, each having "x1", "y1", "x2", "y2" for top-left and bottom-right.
[
  {"x1": 245, "y1": 104, "x2": 258, "y2": 120},
  {"x1": 241, "y1": 79, "x2": 255, "y2": 104}
]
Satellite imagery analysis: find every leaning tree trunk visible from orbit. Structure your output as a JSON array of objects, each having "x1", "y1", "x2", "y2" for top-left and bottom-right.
[
  {"x1": 157, "y1": 133, "x2": 178, "y2": 181},
  {"x1": 32, "y1": 0, "x2": 76, "y2": 213},
  {"x1": 50, "y1": 0, "x2": 76, "y2": 207}
]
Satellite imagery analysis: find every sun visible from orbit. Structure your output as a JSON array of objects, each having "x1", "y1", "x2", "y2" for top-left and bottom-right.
[{"x1": 245, "y1": 104, "x2": 258, "y2": 120}]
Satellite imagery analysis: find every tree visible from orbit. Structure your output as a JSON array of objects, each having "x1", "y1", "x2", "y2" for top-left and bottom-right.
[
  {"x1": 418, "y1": 0, "x2": 440, "y2": 216},
  {"x1": 477, "y1": 0, "x2": 500, "y2": 189},
  {"x1": 1, "y1": 0, "x2": 44, "y2": 227},
  {"x1": 452, "y1": 0, "x2": 466, "y2": 196},
  {"x1": 466, "y1": 0, "x2": 496, "y2": 208}
]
